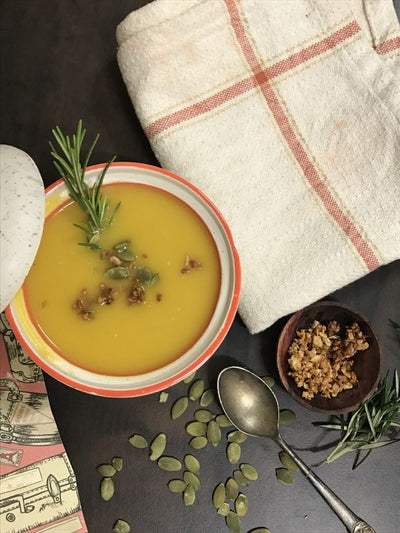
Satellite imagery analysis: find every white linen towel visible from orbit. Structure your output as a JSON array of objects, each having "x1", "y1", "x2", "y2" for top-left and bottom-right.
[{"x1": 116, "y1": 0, "x2": 400, "y2": 334}]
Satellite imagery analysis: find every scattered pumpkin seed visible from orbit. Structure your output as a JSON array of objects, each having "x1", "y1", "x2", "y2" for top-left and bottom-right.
[
  {"x1": 249, "y1": 529, "x2": 271, "y2": 533},
  {"x1": 128, "y1": 434, "x2": 148, "y2": 449},
  {"x1": 184, "y1": 454, "x2": 200, "y2": 474},
  {"x1": 113, "y1": 519, "x2": 131, "y2": 533},
  {"x1": 227, "y1": 430, "x2": 248, "y2": 444},
  {"x1": 240, "y1": 463, "x2": 258, "y2": 481},
  {"x1": 217, "y1": 502, "x2": 230, "y2": 516},
  {"x1": 279, "y1": 451, "x2": 299, "y2": 472},
  {"x1": 261, "y1": 376, "x2": 275, "y2": 388},
  {"x1": 225, "y1": 477, "x2": 239, "y2": 500},
  {"x1": 183, "y1": 372, "x2": 196, "y2": 384},
  {"x1": 189, "y1": 436, "x2": 208, "y2": 450},
  {"x1": 207, "y1": 419, "x2": 221, "y2": 447},
  {"x1": 157, "y1": 456, "x2": 182, "y2": 472},
  {"x1": 189, "y1": 379, "x2": 205, "y2": 401},
  {"x1": 159, "y1": 391, "x2": 169, "y2": 403},
  {"x1": 233, "y1": 469, "x2": 250, "y2": 486},
  {"x1": 212, "y1": 483, "x2": 226, "y2": 509},
  {"x1": 194, "y1": 409, "x2": 215, "y2": 423},
  {"x1": 235, "y1": 493, "x2": 249, "y2": 517},
  {"x1": 116, "y1": 249, "x2": 135, "y2": 262},
  {"x1": 105, "y1": 266, "x2": 129, "y2": 280},
  {"x1": 184, "y1": 471, "x2": 200, "y2": 491},
  {"x1": 276, "y1": 467, "x2": 294, "y2": 485},
  {"x1": 183, "y1": 484, "x2": 196, "y2": 506},
  {"x1": 200, "y1": 388, "x2": 216, "y2": 407},
  {"x1": 227, "y1": 442, "x2": 241, "y2": 464},
  {"x1": 168, "y1": 479, "x2": 187, "y2": 493},
  {"x1": 216, "y1": 414, "x2": 232, "y2": 427},
  {"x1": 113, "y1": 240, "x2": 130, "y2": 253},
  {"x1": 96, "y1": 464, "x2": 116, "y2": 477},
  {"x1": 279, "y1": 409, "x2": 296, "y2": 425},
  {"x1": 171, "y1": 396, "x2": 189, "y2": 420},
  {"x1": 100, "y1": 477, "x2": 114, "y2": 501},
  {"x1": 186, "y1": 421, "x2": 207, "y2": 436},
  {"x1": 226, "y1": 510, "x2": 242, "y2": 533},
  {"x1": 111, "y1": 457, "x2": 123, "y2": 472},
  {"x1": 149, "y1": 433, "x2": 167, "y2": 461}
]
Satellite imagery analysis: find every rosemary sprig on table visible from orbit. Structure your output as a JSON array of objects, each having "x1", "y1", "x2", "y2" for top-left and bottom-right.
[
  {"x1": 49, "y1": 120, "x2": 119, "y2": 248},
  {"x1": 313, "y1": 370, "x2": 400, "y2": 469}
]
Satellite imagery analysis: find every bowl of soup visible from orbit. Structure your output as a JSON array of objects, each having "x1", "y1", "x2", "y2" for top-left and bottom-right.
[{"x1": 6, "y1": 162, "x2": 241, "y2": 397}]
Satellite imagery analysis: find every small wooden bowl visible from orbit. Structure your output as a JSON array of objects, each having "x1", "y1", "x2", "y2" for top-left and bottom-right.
[{"x1": 277, "y1": 301, "x2": 381, "y2": 414}]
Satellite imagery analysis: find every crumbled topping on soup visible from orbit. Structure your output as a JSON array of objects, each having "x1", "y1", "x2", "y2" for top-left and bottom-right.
[{"x1": 181, "y1": 254, "x2": 203, "y2": 274}]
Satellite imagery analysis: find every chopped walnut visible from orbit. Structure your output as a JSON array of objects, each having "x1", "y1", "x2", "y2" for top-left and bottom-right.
[
  {"x1": 96, "y1": 283, "x2": 117, "y2": 306},
  {"x1": 181, "y1": 254, "x2": 203, "y2": 274},
  {"x1": 287, "y1": 320, "x2": 369, "y2": 400},
  {"x1": 72, "y1": 289, "x2": 94, "y2": 320},
  {"x1": 127, "y1": 284, "x2": 146, "y2": 304}
]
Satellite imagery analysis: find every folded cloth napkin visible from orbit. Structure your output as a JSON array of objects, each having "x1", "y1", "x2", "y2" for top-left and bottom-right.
[{"x1": 116, "y1": 0, "x2": 400, "y2": 334}]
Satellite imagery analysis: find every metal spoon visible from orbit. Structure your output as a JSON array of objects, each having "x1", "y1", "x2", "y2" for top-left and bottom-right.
[{"x1": 217, "y1": 366, "x2": 376, "y2": 533}]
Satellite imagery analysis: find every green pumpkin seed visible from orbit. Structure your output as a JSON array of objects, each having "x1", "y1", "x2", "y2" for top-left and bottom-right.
[
  {"x1": 111, "y1": 457, "x2": 123, "y2": 472},
  {"x1": 105, "y1": 266, "x2": 129, "y2": 279},
  {"x1": 113, "y1": 240, "x2": 130, "y2": 252},
  {"x1": 157, "y1": 456, "x2": 182, "y2": 472},
  {"x1": 212, "y1": 483, "x2": 226, "y2": 509},
  {"x1": 240, "y1": 463, "x2": 258, "y2": 481},
  {"x1": 189, "y1": 436, "x2": 208, "y2": 450},
  {"x1": 227, "y1": 430, "x2": 248, "y2": 444},
  {"x1": 235, "y1": 493, "x2": 248, "y2": 517},
  {"x1": 194, "y1": 409, "x2": 215, "y2": 423},
  {"x1": 261, "y1": 376, "x2": 275, "y2": 388},
  {"x1": 184, "y1": 471, "x2": 200, "y2": 491},
  {"x1": 116, "y1": 249, "x2": 135, "y2": 262},
  {"x1": 171, "y1": 396, "x2": 188, "y2": 420},
  {"x1": 183, "y1": 484, "x2": 196, "y2": 506},
  {"x1": 249, "y1": 529, "x2": 271, "y2": 533},
  {"x1": 233, "y1": 470, "x2": 250, "y2": 486},
  {"x1": 217, "y1": 502, "x2": 230, "y2": 516},
  {"x1": 227, "y1": 442, "x2": 241, "y2": 464},
  {"x1": 186, "y1": 421, "x2": 207, "y2": 436},
  {"x1": 216, "y1": 414, "x2": 232, "y2": 428},
  {"x1": 226, "y1": 510, "x2": 242, "y2": 533},
  {"x1": 276, "y1": 467, "x2": 294, "y2": 486},
  {"x1": 159, "y1": 391, "x2": 169, "y2": 403},
  {"x1": 225, "y1": 477, "x2": 239, "y2": 500},
  {"x1": 183, "y1": 372, "x2": 196, "y2": 384},
  {"x1": 137, "y1": 266, "x2": 152, "y2": 284},
  {"x1": 279, "y1": 409, "x2": 296, "y2": 425},
  {"x1": 128, "y1": 434, "x2": 148, "y2": 449},
  {"x1": 149, "y1": 433, "x2": 167, "y2": 461},
  {"x1": 96, "y1": 463, "x2": 116, "y2": 477},
  {"x1": 199, "y1": 388, "x2": 216, "y2": 407},
  {"x1": 189, "y1": 379, "x2": 205, "y2": 401},
  {"x1": 168, "y1": 479, "x2": 187, "y2": 493},
  {"x1": 100, "y1": 477, "x2": 114, "y2": 501},
  {"x1": 113, "y1": 519, "x2": 131, "y2": 533},
  {"x1": 279, "y1": 451, "x2": 299, "y2": 471},
  {"x1": 184, "y1": 454, "x2": 200, "y2": 474},
  {"x1": 207, "y1": 419, "x2": 221, "y2": 447}
]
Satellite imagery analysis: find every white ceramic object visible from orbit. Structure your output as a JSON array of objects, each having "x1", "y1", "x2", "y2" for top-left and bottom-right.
[{"x1": 0, "y1": 145, "x2": 45, "y2": 312}]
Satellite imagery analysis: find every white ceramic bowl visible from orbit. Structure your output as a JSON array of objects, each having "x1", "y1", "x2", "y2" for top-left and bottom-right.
[{"x1": 6, "y1": 163, "x2": 241, "y2": 397}]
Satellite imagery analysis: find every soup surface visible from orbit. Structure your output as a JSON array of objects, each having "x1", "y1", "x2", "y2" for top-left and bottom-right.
[{"x1": 24, "y1": 183, "x2": 221, "y2": 375}]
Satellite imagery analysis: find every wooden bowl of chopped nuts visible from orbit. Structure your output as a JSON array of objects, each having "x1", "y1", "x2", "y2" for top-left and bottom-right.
[{"x1": 276, "y1": 301, "x2": 381, "y2": 414}]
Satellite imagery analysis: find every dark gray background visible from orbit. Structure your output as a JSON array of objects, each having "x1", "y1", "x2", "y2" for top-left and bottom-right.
[{"x1": 1, "y1": 2, "x2": 399, "y2": 532}]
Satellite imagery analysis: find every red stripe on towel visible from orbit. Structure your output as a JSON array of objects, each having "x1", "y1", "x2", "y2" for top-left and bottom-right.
[{"x1": 375, "y1": 36, "x2": 400, "y2": 55}]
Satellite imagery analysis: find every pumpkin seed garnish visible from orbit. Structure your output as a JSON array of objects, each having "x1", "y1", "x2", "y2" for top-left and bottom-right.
[
  {"x1": 200, "y1": 388, "x2": 216, "y2": 407},
  {"x1": 168, "y1": 479, "x2": 187, "y2": 493},
  {"x1": 189, "y1": 379, "x2": 205, "y2": 401},
  {"x1": 194, "y1": 409, "x2": 215, "y2": 423},
  {"x1": 111, "y1": 457, "x2": 123, "y2": 472},
  {"x1": 96, "y1": 463, "x2": 116, "y2": 477},
  {"x1": 226, "y1": 510, "x2": 242, "y2": 533},
  {"x1": 207, "y1": 419, "x2": 221, "y2": 447},
  {"x1": 184, "y1": 471, "x2": 200, "y2": 491},
  {"x1": 157, "y1": 456, "x2": 182, "y2": 472},
  {"x1": 276, "y1": 467, "x2": 294, "y2": 485},
  {"x1": 113, "y1": 240, "x2": 130, "y2": 253},
  {"x1": 235, "y1": 493, "x2": 249, "y2": 517},
  {"x1": 171, "y1": 396, "x2": 189, "y2": 420},
  {"x1": 105, "y1": 266, "x2": 129, "y2": 280},
  {"x1": 212, "y1": 482, "x2": 226, "y2": 509},
  {"x1": 279, "y1": 451, "x2": 299, "y2": 472},
  {"x1": 227, "y1": 442, "x2": 241, "y2": 464},
  {"x1": 159, "y1": 391, "x2": 169, "y2": 403},
  {"x1": 112, "y1": 519, "x2": 131, "y2": 533},
  {"x1": 189, "y1": 436, "x2": 208, "y2": 450},
  {"x1": 240, "y1": 463, "x2": 258, "y2": 481},
  {"x1": 233, "y1": 469, "x2": 250, "y2": 486},
  {"x1": 279, "y1": 409, "x2": 296, "y2": 425},
  {"x1": 149, "y1": 433, "x2": 167, "y2": 461},
  {"x1": 116, "y1": 249, "x2": 135, "y2": 262},
  {"x1": 227, "y1": 430, "x2": 248, "y2": 444},
  {"x1": 261, "y1": 376, "x2": 275, "y2": 388},
  {"x1": 249, "y1": 529, "x2": 271, "y2": 533},
  {"x1": 217, "y1": 502, "x2": 230, "y2": 516},
  {"x1": 186, "y1": 421, "x2": 207, "y2": 436},
  {"x1": 184, "y1": 454, "x2": 200, "y2": 474},
  {"x1": 183, "y1": 371, "x2": 196, "y2": 384},
  {"x1": 216, "y1": 414, "x2": 232, "y2": 427},
  {"x1": 225, "y1": 477, "x2": 239, "y2": 500},
  {"x1": 128, "y1": 434, "x2": 148, "y2": 449},
  {"x1": 100, "y1": 477, "x2": 114, "y2": 501},
  {"x1": 183, "y1": 484, "x2": 196, "y2": 506}
]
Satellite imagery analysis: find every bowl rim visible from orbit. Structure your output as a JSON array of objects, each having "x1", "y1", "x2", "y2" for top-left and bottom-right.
[{"x1": 6, "y1": 161, "x2": 241, "y2": 397}]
